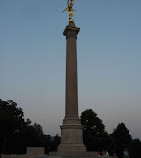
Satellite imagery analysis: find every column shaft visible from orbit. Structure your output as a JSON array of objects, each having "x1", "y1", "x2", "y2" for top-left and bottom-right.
[{"x1": 65, "y1": 35, "x2": 78, "y2": 117}]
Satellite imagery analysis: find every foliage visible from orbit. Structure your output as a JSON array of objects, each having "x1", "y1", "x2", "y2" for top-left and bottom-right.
[
  {"x1": 44, "y1": 135, "x2": 52, "y2": 154},
  {"x1": 128, "y1": 139, "x2": 141, "y2": 158},
  {"x1": 112, "y1": 123, "x2": 132, "y2": 158},
  {"x1": 22, "y1": 120, "x2": 44, "y2": 147},
  {"x1": 104, "y1": 134, "x2": 117, "y2": 156},
  {"x1": 43, "y1": 134, "x2": 61, "y2": 154},
  {"x1": 0, "y1": 99, "x2": 24, "y2": 136},
  {"x1": 50, "y1": 134, "x2": 61, "y2": 151},
  {"x1": 0, "y1": 99, "x2": 25, "y2": 153},
  {"x1": 0, "y1": 99, "x2": 44, "y2": 154},
  {"x1": 80, "y1": 109, "x2": 107, "y2": 151},
  {"x1": 0, "y1": 98, "x2": 61, "y2": 155}
]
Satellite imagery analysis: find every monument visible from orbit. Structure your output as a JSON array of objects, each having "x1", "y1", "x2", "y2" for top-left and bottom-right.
[
  {"x1": 57, "y1": 0, "x2": 86, "y2": 156},
  {"x1": 49, "y1": 1, "x2": 116, "y2": 157}
]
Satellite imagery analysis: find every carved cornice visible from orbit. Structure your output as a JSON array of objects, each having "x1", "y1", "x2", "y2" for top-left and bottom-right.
[{"x1": 63, "y1": 22, "x2": 80, "y2": 39}]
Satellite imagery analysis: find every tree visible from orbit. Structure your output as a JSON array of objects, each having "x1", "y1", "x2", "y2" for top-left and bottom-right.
[
  {"x1": 0, "y1": 99, "x2": 45, "y2": 154},
  {"x1": 50, "y1": 134, "x2": 61, "y2": 151},
  {"x1": 112, "y1": 123, "x2": 132, "y2": 158},
  {"x1": 44, "y1": 135, "x2": 52, "y2": 155},
  {"x1": 0, "y1": 99, "x2": 25, "y2": 154},
  {"x1": 104, "y1": 134, "x2": 116, "y2": 156},
  {"x1": 23, "y1": 120, "x2": 44, "y2": 147},
  {"x1": 128, "y1": 139, "x2": 141, "y2": 158},
  {"x1": 80, "y1": 109, "x2": 107, "y2": 151}
]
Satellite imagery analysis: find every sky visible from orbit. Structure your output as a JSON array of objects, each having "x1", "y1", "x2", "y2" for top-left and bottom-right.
[{"x1": 0, "y1": 0, "x2": 141, "y2": 140}]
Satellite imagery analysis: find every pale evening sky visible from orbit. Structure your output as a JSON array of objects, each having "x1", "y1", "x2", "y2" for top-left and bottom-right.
[{"x1": 0, "y1": 0, "x2": 141, "y2": 139}]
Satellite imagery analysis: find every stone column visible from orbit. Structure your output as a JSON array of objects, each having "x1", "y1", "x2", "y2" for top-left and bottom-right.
[{"x1": 58, "y1": 22, "x2": 86, "y2": 156}]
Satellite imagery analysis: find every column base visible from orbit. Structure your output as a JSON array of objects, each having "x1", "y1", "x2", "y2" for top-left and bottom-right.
[{"x1": 57, "y1": 116, "x2": 86, "y2": 156}]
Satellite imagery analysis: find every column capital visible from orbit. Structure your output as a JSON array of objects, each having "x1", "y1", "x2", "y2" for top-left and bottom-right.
[{"x1": 63, "y1": 22, "x2": 80, "y2": 39}]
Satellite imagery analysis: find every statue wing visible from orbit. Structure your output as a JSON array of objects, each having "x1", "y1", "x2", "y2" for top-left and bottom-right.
[
  {"x1": 63, "y1": 8, "x2": 69, "y2": 13},
  {"x1": 62, "y1": 0, "x2": 70, "y2": 13}
]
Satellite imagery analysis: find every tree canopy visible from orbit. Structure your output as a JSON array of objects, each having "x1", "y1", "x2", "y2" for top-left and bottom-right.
[
  {"x1": 0, "y1": 99, "x2": 44, "y2": 154},
  {"x1": 80, "y1": 109, "x2": 107, "y2": 151},
  {"x1": 0, "y1": 99, "x2": 61, "y2": 155},
  {"x1": 0, "y1": 99, "x2": 24, "y2": 136},
  {"x1": 112, "y1": 123, "x2": 132, "y2": 158},
  {"x1": 128, "y1": 139, "x2": 141, "y2": 158},
  {"x1": 80, "y1": 109, "x2": 134, "y2": 158},
  {"x1": 0, "y1": 99, "x2": 25, "y2": 153}
]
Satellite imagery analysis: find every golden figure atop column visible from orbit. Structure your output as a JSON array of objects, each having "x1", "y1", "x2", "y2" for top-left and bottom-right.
[{"x1": 63, "y1": 0, "x2": 75, "y2": 23}]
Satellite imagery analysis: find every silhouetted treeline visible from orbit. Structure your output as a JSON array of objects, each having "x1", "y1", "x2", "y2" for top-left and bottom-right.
[
  {"x1": 0, "y1": 99, "x2": 141, "y2": 158},
  {"x1": 0, "y1": 99, "x2": 60, "y2": 155},
  {"x1": 128, "y1": 139, "x2": 141, "y2": 158},
  {"x1": 44, "y1": 134, "x2": 61, "y2": 154},
  {"x1": 80, "y1": 109, "x2": 141, "y2": 158}
]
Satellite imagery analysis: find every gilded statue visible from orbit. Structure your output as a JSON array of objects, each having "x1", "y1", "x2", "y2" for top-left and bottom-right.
[{"x1": 63, "y1": 0, "x2": 75, "y2": 23}]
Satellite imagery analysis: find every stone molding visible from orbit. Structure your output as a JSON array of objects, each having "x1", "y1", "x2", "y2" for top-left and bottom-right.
[{"x1": 63, "y1": 22, "x2": 80, "y2": 39}]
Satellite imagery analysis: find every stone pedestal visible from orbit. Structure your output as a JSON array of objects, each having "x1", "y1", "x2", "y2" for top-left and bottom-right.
[
  {"x1": 57, "y1": 22, "x2": 86, "y2": 156},
  {"x1": 58, "y1": 117, "x2": 86, "y2": 155}
]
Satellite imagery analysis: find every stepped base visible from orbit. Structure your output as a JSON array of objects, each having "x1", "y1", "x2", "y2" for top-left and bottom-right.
[
  {"x1": 49, "y1": 151, "x2": 97, "y2": 157},
  {"x1": 37, "y1": 153, "x2": 117, "y2": 158},
  {"x1": 58, "y1": 116, "x2": 86, "y2": 155}
]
